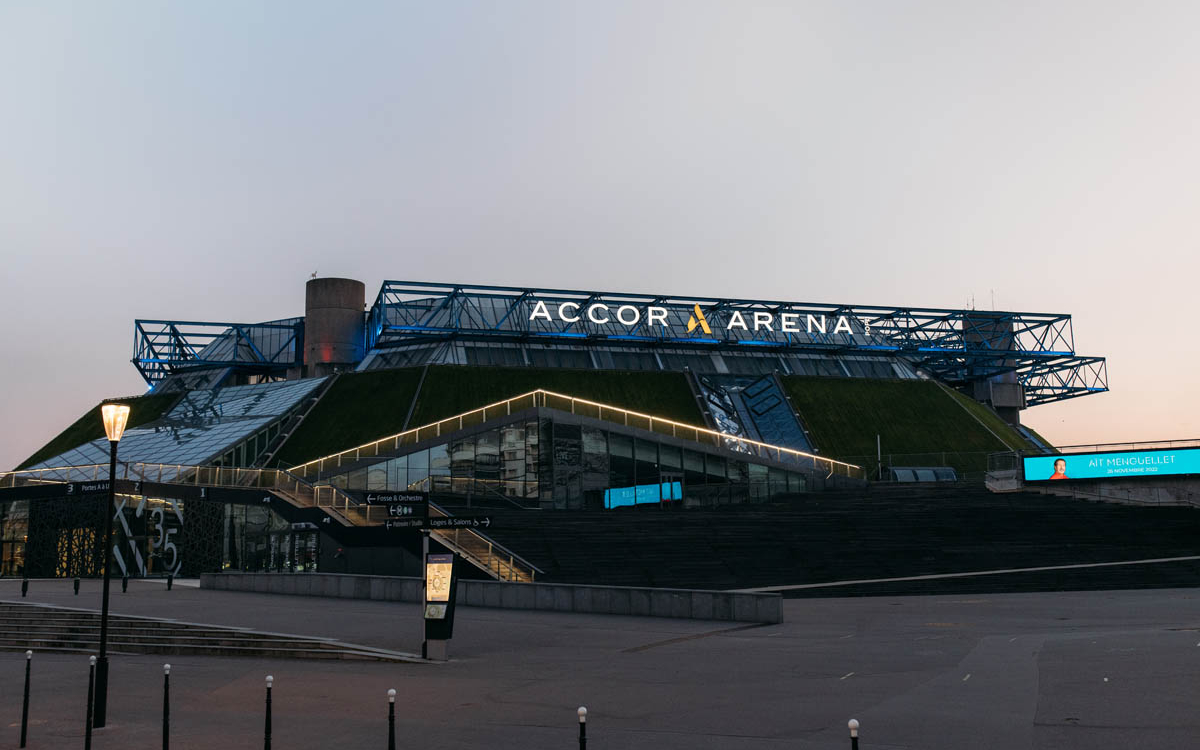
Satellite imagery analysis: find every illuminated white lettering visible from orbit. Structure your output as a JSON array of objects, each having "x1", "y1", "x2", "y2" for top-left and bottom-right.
[
  {"x1": 558, "y1": 302, "x2": 580, "y2": 323},
  {"x1": 616, "y1": 305, "x2": 640, "y2": 326},
  {"x1": 807, "y1": 315, "x2": 826, "y2": 334},
  {"x1": 834, "y1": 316, "x2": 853, "y2": 335},
  {"x1": 780, "y1": 313, "x2": 799, "y2": 333},
  {"x1": 587, "y1": 304, "x2": 610, "y2": 324},
  {"x1": 530, "y1": 300, "x2": 552, "y2": 322},
  {"x1": 727, "y1": 311, "x2": 748, "y2": 330},
  {"x1": 753, "y1": 312, "x2": 773, "y2": 331},
  {"x1": 646, "y1": 307, "x2": 669, "y2": 327}
]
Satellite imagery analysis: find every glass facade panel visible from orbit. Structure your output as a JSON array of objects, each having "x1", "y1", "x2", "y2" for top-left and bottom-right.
[
  {"x1": 501, "y1": 425, "x2": 525, "y2": 497},
  {"x1": 635, "y1": 439, "x2": 659, "y2": 486},
  {"x1": 408, "y1": 449, "x2": 429, "y2": 488},
  {"x1": 367, "y1": 462, "x2": 388, "y2": 491},
  {"x1": 609, "y1": 434, "x2": 634, "y2": 489},
  {"x1": 552, "y1": 423, "x2": 582, "y2": 509},
  {"x1": 683, "y1": 449, "x2": 705, "y2": 486},
  {"x1": 706, "y1": 454, "x2": 727, "y2": 485},
  {"x1": 450, "y1": 437, "x2": 475, "y2": 478},
  {"x1": 660, "y1": 444, "x2": 681, "y2": 471},
  {"x1": 387, "y1": 455, "x2": 408, "y2": 491},
  {"x1": 476, "y1": 429, "x2": 500, "y2": 484},
  {"x1": 429, "y1": 443, "x2": 450, "y2": 492},
  {"x1": 525, "y1": 421, "x2": 541, "y2": 498},
  {"x1": 748, "y1": 462, "x2": 768, "y2": 500}
]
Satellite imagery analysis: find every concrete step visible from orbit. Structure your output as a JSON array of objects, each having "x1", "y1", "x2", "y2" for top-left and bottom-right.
[{"x1": 0, "y1": 603, "x2": 422, "y2": 662}]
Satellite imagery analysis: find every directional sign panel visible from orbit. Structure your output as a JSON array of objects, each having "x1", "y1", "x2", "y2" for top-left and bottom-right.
[
  {"x1": 371, "y1": 493, "x2": 429, "y2": 529},
  {"x1": 427, "y1": 516, "x2": 493, "y2": 530},
  {"x1": 66, "y1": 481, "x2": 111, "y2": 495},
  {"x1": 384, "y1": 518, "x2": 426, "y2": 530},
  {"x1": 365, "y1": 491, "x2": 428, "y2": 505}
]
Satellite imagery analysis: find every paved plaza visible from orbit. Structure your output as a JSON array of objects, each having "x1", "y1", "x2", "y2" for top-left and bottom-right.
[{"x1": 3, "y1": 578, "x2": 1200, "y2": 749}]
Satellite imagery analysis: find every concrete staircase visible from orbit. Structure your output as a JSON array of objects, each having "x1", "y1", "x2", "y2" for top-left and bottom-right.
[
  {"x1": 450, "y1": 484, "x2": 1200, "y2": 595},
  {"x1": 0, "y1": 602, "x2": 420, "y2": 661}
]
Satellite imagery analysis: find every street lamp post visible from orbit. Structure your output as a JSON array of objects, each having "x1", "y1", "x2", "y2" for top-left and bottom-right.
[{"x1": 94, "y1": 403, "x2": 130, "y2": 729}]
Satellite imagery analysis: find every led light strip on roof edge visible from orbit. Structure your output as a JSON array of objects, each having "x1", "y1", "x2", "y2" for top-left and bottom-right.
[{"x1": 285, "y1": 388, "x2": 861, "y2": 477}]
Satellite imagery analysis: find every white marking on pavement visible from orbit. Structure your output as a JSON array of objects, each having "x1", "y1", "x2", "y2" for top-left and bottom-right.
[
  {"x1": 840, "y1": 672, "x2": 855, "y2": 680},
  {"x1": 732, "y1": 555, "x2": 1200, "y2": 593},
  {"x1": 962, "y1": 673, "x2": 971, "y2": 682}
]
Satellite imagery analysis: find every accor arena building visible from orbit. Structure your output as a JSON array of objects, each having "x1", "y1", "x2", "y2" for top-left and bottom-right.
[{"x1": 0, "y1": 279, "x2": 1108, "y2": 583}]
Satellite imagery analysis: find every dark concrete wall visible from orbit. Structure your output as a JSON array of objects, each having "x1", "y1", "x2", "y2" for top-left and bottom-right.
[{"x1": 201, "y1": 572, "x2": 784, "y2": 624}]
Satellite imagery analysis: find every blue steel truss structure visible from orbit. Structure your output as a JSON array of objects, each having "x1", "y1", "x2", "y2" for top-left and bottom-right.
[
  {"x1": 133, "y1": 319, "x2": 303, "y2": 388},
  {"x1": 367, "y1": 282, "x2": 1107, "y2": 406},
  {"x1": 131, "y1": 282, "x2": 1107, "y2": 407}
]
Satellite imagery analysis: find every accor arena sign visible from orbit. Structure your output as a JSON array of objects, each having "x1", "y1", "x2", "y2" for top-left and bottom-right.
[{"x1": 529, "y1": 300, "x2": 870, "y2": 335}]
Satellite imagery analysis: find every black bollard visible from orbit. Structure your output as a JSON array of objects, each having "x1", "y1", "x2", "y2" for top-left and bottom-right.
[
  {"x1": 74, "y1": 577, "x2": 80, "y2": 595},
  {"x1": 264, "y1": 675, "x2": 273, "y2": 750},
  {"x1": 849, "y1": 718, "x2": 860, "y2": 749},
  {"x1": 577, "y1": 706, "x2": 587, "y2": 750},
  {"x1": 167, "y1": 574, "x2": 173, "y2": 591},
  {"x1": 19, "y1": 650, "x2": 31, "y2": 748},
  {"x1": 122, "y1": 575, "x2": 128, "y2": 593},
  {"x1": 85, "y1": 656, "x2": 96, "y2": 750},
  {"x1": 387, "y1": 688, "x2": 396, "y2": 750},
  {"x1": 163, "y1": 664, "x2": 170, "y2": 750},
  {"x1": 21, "y1": 577, "x2": 28, "y2": 597}
]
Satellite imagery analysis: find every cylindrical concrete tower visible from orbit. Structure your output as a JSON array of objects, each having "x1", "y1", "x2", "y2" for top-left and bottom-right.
[{"x1": 304, "y1": 277, "x2": 365, "y2": 375}]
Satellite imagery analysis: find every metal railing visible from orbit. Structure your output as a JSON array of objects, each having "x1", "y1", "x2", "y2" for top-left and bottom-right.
[
  {"x1": 1054, "y1": 438, "x2": 1200, "y2": 455},
  {"x1": 287, "y1": 389, "x2": 865, "y2": 481},
  {"x1": 0, "y1": 462, "x2": 538, "y2": 583}
]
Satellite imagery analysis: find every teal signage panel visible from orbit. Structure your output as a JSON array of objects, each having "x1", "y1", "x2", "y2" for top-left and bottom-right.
[{"x1": 1024, "y1": 448, "x2": 1200, "y2": 482}]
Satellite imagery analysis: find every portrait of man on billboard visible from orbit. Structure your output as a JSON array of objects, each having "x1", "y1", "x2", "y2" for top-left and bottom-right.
[{"x1": 1049, "y1": 458, "x2": 1069, "y2": 480}]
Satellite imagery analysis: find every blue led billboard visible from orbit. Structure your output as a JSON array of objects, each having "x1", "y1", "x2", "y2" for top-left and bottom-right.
[
  {"x1": 604, "y1": 482, "x2": 683, "y2": 508},
  {"x1": 1024, "y1": 448, "x2": 1200, "y2": 482}
]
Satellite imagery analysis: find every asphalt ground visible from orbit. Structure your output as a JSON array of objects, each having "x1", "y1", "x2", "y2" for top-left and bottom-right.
[{"x1": 3, "y1": 579, "x2": 1200, "y2": 749}]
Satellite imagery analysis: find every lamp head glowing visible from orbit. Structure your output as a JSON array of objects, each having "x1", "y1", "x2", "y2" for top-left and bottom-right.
[{"x1": 101, "y1": 403, "x2": 131, "y2": 443}]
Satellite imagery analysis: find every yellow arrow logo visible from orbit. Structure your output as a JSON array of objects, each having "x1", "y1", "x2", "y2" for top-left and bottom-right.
[{"x1": 686, "y1": 304, "x2": 712, "y2": 334}]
